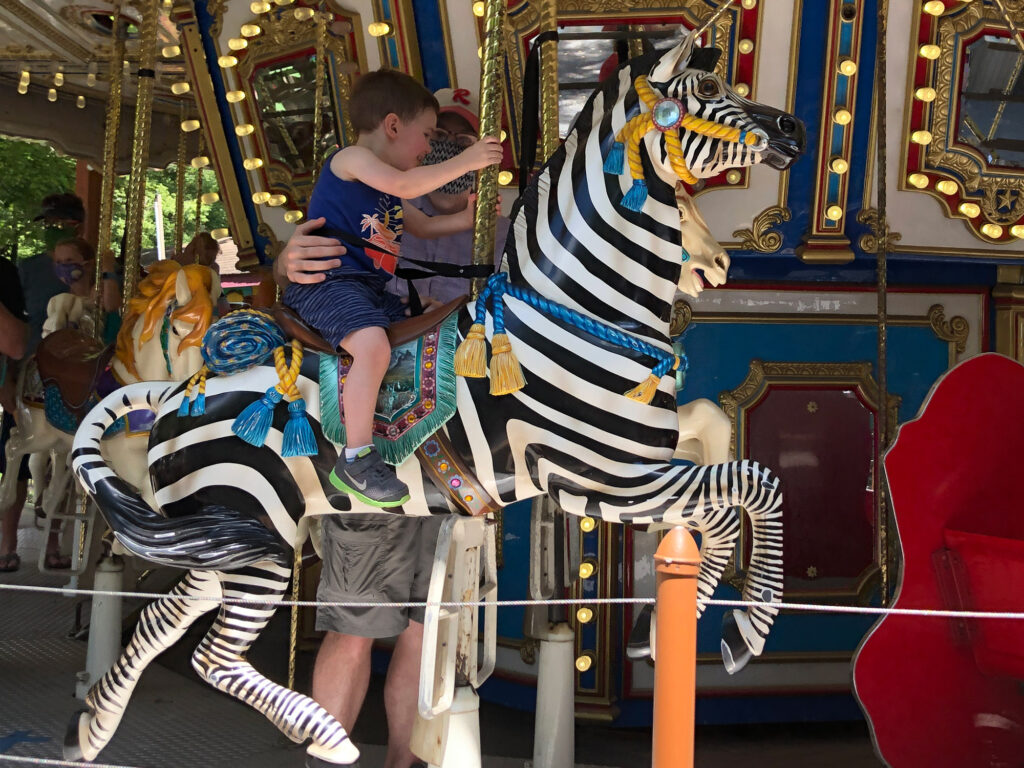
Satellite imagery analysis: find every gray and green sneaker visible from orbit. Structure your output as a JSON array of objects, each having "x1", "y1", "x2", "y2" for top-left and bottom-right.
[{"x1": 329, "y1": 446, "x2": 410, "y2": 508}]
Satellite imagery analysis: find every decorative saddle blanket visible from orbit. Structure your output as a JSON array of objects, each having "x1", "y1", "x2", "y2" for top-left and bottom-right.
[{"x1": 319, "y1": 312, "x2": 459, "y2": 466}]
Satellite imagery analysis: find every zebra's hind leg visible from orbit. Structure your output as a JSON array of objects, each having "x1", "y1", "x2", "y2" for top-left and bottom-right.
[
  {"x1": 721, "y1": 461, "x2": 784, "y2": 674},
  {"x1": 65, "y1": 570, "x2": 221, "y2": 762},
  {"x1": 192, "y1": 563, "x2": 360, "y2": 767}
]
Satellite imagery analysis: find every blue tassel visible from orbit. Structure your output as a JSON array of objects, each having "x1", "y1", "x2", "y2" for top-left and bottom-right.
[
  {"x1": 282, "y1": 398, "x2": 317, "y2": 458},
  {"x1": 232, "y1": 387, "x2": 283, "y2": 447},
  {"x1": 190, "y1": 391, "x2": 206, "y2": 417},
  {"x1": 621, "y1": 179, "x2": 648, "y2": 211},
  {"x1": 177, "y1": 395, "x2": 191, "y2": 417},
  {"x1": 603, "y1": 141, "x2": 625, "y2": 175}
]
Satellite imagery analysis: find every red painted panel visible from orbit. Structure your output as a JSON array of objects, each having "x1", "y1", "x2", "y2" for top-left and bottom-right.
[
  {"x1": 747, "y1": 386, "x2": 874, "y2": 590},
  {"x1": 853, "y1": 354, "x2": 1024, "y2": 768}
]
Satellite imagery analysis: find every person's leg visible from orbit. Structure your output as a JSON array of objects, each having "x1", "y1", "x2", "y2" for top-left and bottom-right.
[
  {"x1": 312, "y1": 631, "x2": 374, "y2": 731},
  {"x1": 382, "y1": 621, "x2": 425, "y2": 768},
  {"x1": 340, "y1": 325, "x2": 392, "y2": 448},
  {"x1": 0, "y1": 479, "x2": 27, "y2": 559}
]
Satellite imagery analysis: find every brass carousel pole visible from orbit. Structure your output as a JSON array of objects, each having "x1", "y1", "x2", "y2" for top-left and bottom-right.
[
  {"x1": 875, "y1": 0, "x2": 891, "y2": 603},
  {"x1": 122, "y1": 0, "x2": 160, "y2": 313},
  {"x1": 471, "y1": 0, "x2": 507, "y2": 297},
  {"x1": 95, "y1": 9, "x2": 126, "y2": 336},
  {"x1": 174, "y1": 103, "x2": 188, "y2": 257},
  {"x1": 194, "y1": 133, "x2": 205, "y2": 241},
  {"x1": 538, "y1": 0, "x2": 558, "y2": 162}
]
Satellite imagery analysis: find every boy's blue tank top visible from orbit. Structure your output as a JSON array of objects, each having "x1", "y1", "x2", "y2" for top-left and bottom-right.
[{"x1": 307, "y1": 155, "x2": 403, "y2": 277}]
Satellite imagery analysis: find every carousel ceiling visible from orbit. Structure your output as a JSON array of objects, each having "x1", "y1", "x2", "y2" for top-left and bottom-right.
[{"x1": 0, "y1": 0, "x2": 192, "y2": 169}]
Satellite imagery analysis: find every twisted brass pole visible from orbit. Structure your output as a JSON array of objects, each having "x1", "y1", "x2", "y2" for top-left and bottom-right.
[
  {"x1": 471, "y1": 0, "x2": 507, "y2": 297},
  {"x1": 539, "y1": 0, "x2": 559, "y2": 161},
  {"x1": 175, "y1": 103, "x2": 187, "y2": 257},
  {"x1": 875, "y1": 0, "x2": 890, "y2": 604},
  {"x1": 122, "y1": 0, "x2": 159, "y2": 313}
]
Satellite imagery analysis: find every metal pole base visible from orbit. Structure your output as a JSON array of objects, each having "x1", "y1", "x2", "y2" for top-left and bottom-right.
[
  {"x1": 75, "y1": 555, "x2": 123, "y2": 700},
  {"x1": 533, "y1": 622, "x2": 575, "y2": 768},
  {"x1": 411, "y1": 685, "x2": 482, "y2": 768}
]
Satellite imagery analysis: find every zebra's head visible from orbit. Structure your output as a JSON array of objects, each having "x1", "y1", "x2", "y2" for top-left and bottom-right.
[{"x1": 641, "y1": 33, "x2": 805, "y2": 183}]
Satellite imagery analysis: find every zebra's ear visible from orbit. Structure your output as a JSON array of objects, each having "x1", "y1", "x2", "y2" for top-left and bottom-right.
[
  {"x1": 175, "y1": 265, "x2": 193, "y2": 307},
  {"x1": 649, "y1": 30, "x2": 696, "y2": 84}
]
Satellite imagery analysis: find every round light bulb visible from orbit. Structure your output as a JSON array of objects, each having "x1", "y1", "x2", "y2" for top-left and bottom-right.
[
  {"x1": 742, "y1": 0, "x2": 757, "y2": 8},
  {"x1": 19, "y1": 69, "x2": 30, "y2": 85},
  {"x1": 47, "y1": 87, "x2": 57, "y2": 102},
  {"x1": 171, "y1": 81, "x2": 191, "y2": 95},
  {"x1": 243, "y1": 157, "x2": 264, "y2": 170},
  {"x1": 578, "y1": 561, "x2": 595, "y2": 579},
  {"x1": 981, "y1": 223, "x2": 1003, "y2": 239},
  {"x1": 76, "y1": 95, "x2": 86, "y2": 109},
  {"x1": 250, "y1": 0, "x2": 271, "y2": 12},
  {"x1": 575, "y1": 654, "x2": 593, "y2": 672},
  {"x1": 200, "y1": 192, "x2": 220, "y2": 205},
  {"x1": 833, "y1": 108, "x2": 852, "y2": 125},
  {"x1": 959, "y1": 202, "x2": 980, "y2": 218},
  {"x1": 576, "y1": 608, "x2": 594, "y2": 624},
  {"x1": 293, "y1": 7, "x2": 315, "y2": 20},
  {"x1": 911, "y1": 130, "x2": 933, "y2": 145},
  {"x1": 923, "y1": 1, "x2": 945, "y2": 16},
  {"x1": 907, "y1": 173, "x2": 929, "y2": 189},
  {"x1": 919, "y1": 44, "x2": 941, "y2": 60},
  {"x1": 191, "y1": 156, "x2": 210, "y2": 168},
  {"x1": 935, "y1": 179, "x2": 957, "y2": 195},
  {"x1": 825, "y1": 205, "x2": 844, "y2": 221},
  {"x1": 472, "y1": 1, "x2": 485, "y2": 16},
  {"x1": 915, "y1": 87, "x2": 937, "y2": 102},
  {"x1": 17, "y1": 82, "x2": 28, "y2": 95},
  {"x1": 284, "y1": 210, "x2": 304, "y2": 223},
  {"x1": 181, "y1": 119, "x2": 201, "y2": 132},
  {"x1": 268, "y1": 194, "x2": 287, "y2": 206},
  {"x1": 54, "y1": 70, "x2": 64, "y2": 87},
  {"x1": 241, "y1": 23, "x2": 263, "y2": 37},
  {"x1": 228, "y1": 37, "x2": 249, "y2": 51},
  {"x1": 218, "y1": 55, "x2": 239, "y2": 68},
  {"x1": 368, "y1": 21, "x2": 392, "y2": 37},
  {"x1": 235, "y1": 123, "x2": 255, "y2": 136},
  {"x1": 726, "y1": 169, "x2": 742, "y2": 184},
  {"x1": 252, "y1": 191, "x2": 271, "y2": 204},
  {"x1": 1011, "y1": 224, "x2": 1024, "y2": 239},
  {"x1": 497, "y1": 170, "x2": 514, "y2": 186},
  {"x1": 830, "y1": 156, "x2": 849, "y2": 174},
  {"x1": 838, "y1": 59, "x2": 857, "y2": 76},
  {"x1": 734, "y1": 83, "x2": 750, "y2": 97},
  {"x1": 579, "y1": 516, "x2": 596, "y2": 532},
  {"x1": 738, "y1": 39, "x2": 754, "y2": 55},
  {"x1": 162, "y1": 45, "x2": 181, "y2": 58},
  {"x1": 225, "y1": 90, "x2": 246, "y2": 102},
  {"x1": 211, "y1": 228, "x2": 230, "y2": 239}
]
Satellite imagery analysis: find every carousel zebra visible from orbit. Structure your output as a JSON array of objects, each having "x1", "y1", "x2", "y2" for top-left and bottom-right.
[{"x1": 67, "y1": 31, "x2": 803, "y2": 767}]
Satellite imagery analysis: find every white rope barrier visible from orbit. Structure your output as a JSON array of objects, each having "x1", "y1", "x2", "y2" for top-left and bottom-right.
[
  {"x1": 0, "y1": 754, "x2": 144, "y2": 768},
  {"x1": 2, "y1": 580, "x2": 1023, "y2": 620}
]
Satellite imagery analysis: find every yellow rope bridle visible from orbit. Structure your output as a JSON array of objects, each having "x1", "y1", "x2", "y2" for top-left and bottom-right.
[{"x1": 604, "y1": 75, "x2": 762, "y2": 210}]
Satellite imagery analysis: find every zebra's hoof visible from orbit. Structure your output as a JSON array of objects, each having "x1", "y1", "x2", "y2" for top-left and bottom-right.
[
  {"x1": 721, "y1": 610, "x2": 753, "y2": 675},
  {"x1": 63, "y1": 709, "x2": 89, "y2": 762},
  {"x1": 306, "y1": 754, "x2": 360, "y2": 768}
]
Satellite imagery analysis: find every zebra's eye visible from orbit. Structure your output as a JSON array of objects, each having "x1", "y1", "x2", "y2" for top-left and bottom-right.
[{"x1": 697, "y1": 78, "x2": 720, "y2": 99}]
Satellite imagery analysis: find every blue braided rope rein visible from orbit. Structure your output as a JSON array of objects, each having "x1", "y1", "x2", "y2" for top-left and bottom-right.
[{"x1": 475, "y1": 273, "x2": 681, "y2": 379}]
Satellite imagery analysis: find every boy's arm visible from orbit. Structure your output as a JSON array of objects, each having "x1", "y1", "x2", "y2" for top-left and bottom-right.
[
  {"x1": 403, "y1": 202, "x2": 475, "y2": 240},
  {"x1": 334, "y1": 139, "x2": 502, "y2": 200}
]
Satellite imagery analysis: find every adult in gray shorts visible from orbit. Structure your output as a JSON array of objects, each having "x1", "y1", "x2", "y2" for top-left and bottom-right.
[{"x1": 311, "y1": 513, "x2": 443, "y2": 768}]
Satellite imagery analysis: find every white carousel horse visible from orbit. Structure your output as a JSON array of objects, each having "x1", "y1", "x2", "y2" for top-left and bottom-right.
[
  {"x1": 67, "y1": 30, "x2": 802, "y2": 767},
  {"x1": 0, "y1": 262, "x2": 219, "y2": 518}
]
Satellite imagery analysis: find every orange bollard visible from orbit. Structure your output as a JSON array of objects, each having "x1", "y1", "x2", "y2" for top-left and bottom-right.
[{"x1": 652, "y1": 526, "x2": 701, "y2": 768}]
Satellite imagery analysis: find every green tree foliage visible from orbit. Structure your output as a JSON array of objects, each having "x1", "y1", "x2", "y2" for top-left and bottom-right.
[
  {"x1": 0, "y1": 135, "x2": 76, "y2": 260},
  {"x1": 0, "y1": 134, "x2": 230, "y2": 261}
]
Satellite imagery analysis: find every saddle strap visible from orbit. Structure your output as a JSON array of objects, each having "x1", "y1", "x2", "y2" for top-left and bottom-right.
[{"x1": 415, "y1": 431, "x2": 501, "y2": 518}]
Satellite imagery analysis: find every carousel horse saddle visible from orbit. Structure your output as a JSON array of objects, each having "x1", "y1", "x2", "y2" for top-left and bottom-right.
[
  {"x1": 271, "y1": 294, "x2": 469, "y2": 356},
  {"x1": 35, "y1": 328, "x2": 116, "y2": 421}
]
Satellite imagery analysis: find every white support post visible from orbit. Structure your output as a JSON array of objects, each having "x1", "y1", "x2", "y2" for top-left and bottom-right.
[{"x1": 75, "y1": 554, "x2": 123, "y2": 700}]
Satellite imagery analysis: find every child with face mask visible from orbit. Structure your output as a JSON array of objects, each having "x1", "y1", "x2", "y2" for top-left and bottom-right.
[{"x1": 44, "y1": 238, "x2": 121, "y2": 343}]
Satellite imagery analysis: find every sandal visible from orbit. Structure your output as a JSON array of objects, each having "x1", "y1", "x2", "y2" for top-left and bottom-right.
[
  {"x1": 44, "y1": 551, "x2": 72, "y2": 570},
  {"x1": 0, "y1": 552, "x2": 20, "y2": 573}
]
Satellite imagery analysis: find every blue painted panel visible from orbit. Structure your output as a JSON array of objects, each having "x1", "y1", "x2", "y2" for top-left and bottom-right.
[{"x1": 410, "y1": 1, "x2": 450, "y2": 91}]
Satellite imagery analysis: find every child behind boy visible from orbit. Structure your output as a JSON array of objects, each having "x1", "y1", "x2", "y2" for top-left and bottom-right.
[{"x1": 283, "y1": 69, "x2": 502, "y2": 507}]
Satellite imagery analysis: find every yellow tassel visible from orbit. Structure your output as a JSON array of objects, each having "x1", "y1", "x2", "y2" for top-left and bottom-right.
[
  {"x1": 489, "y1": 333, "x2": 526, "y2": 396},
  {"x1": 455, "y1": 323, "x2": 488, "y2": 378},
  {"x1": 624, "y1": 373, "x2": 662, "y2": 404}
]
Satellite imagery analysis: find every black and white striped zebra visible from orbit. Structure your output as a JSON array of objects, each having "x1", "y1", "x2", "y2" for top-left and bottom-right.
[{"x1": 68, "y1": 31, "x2": 803, "y2": 766}]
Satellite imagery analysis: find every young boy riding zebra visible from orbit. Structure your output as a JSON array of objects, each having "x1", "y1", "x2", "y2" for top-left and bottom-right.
[{"x1": 68, "y1": 30, "x2": 803, "y2": 767}]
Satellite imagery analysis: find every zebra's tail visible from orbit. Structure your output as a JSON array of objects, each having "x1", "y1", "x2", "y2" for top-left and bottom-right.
[{"x1": 71, "y1": 381, "x2": 290, "y2": 571}]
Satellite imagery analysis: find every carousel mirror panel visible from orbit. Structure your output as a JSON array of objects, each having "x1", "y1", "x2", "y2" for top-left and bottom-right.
[{"x1": 904, "y1": 0, "x2": 1024, "y2": 243}]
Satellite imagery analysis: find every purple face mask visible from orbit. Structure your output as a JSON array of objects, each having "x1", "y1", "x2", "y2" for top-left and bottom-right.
[{"x1": 54, "y1": 261, "x2": 85, "y2": 286}]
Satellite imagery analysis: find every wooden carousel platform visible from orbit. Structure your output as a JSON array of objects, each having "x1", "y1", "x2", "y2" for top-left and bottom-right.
[{"x1": 0, "y1": 503, "x2": 879, "y2": 768}]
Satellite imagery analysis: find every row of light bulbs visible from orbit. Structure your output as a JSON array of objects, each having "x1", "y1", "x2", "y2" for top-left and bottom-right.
[
  {"x1": 15, "y1": 60, "x2": 101, "y2": 108},
  {"x1": 575, "y1": 515, "x2": 598, "y2": 672},
  {"x1": 824, "y1": 42, "x2": 859, "y2": 220}
]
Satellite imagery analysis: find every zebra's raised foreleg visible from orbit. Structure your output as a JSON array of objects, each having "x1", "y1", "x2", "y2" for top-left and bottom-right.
[
  {"x1": 64, "y1": 570, "x2": 221, "y2": 762},
  {"x1": 192, "y1": 562, "x2": 360, "y2": 767},
  {"x1": 691, "y1": 506, "x2": 741, "y2": 619}
]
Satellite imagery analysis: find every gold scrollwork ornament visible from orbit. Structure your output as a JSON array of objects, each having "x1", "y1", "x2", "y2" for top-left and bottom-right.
[
  {"x1": 928, "y1": 304, "x2": 969, "y2": 354},
  {"x1": 732, "y1": 206, "x2": 791, "y2": 253},
  {"x1": 856, "y1": 207, "x2": 902, "y2": 254}
]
